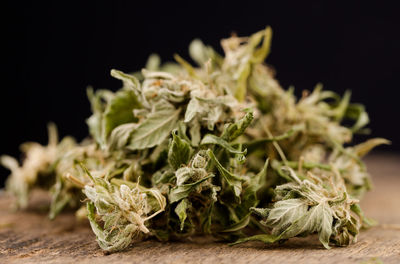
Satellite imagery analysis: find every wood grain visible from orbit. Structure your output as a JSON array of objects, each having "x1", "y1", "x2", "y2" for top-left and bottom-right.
[{"x1": 0, "y1": 153, "x2": 399, "y2": 264}]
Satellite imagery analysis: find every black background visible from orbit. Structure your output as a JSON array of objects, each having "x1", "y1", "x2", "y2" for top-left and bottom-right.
[{"x1": 2, "y1": 1, "x2": 399, "y2": 187}]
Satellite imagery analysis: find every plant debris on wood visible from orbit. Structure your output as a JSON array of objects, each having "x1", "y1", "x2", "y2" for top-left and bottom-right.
[{"x1": 1, "y1": 27, "x2": 390, "y2": 252}]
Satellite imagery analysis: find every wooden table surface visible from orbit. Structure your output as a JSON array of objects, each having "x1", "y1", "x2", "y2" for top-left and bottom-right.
[{"x1": 1, "y1": 153, "x2": 399, "y2": 264}]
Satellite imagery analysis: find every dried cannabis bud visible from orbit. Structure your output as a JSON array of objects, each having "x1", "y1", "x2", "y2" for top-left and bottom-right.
[
  {"x1": 84, "y1": 172, "x2": 166, "y2": 252},
  {"x1": 1, "y1": 27, "x2": 389, "y2": 251}
]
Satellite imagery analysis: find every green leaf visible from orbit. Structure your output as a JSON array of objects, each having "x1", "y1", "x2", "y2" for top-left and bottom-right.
[
  {"x1": 86, "y1": 202, "x2": 105, "y2": 236},
  {"x1": 169, "y1": 175, "x2": 213, "y2": 203},
  {"x1": 221, "y1": 112, "x2": 253, "y2": 142},
  {"x1": 86, "y1": 201, "x2": 123, "y2": 252},
  {"x1": 201, "y1": 203, "x2": 214, "y2": 234},
  {"x1": 317, "y1": 204, "x2": 334, "y2": 249},
  {"x1": 107, "y1": 123, "x2": 138, "y2": 151},
  {"x1": 251, "y1": 26, "x2": 273, "y2": 64},
  {"x1": 86, "y1": 88, "x2": 113, "y2": 147},
  {"x1": 253, "y1": 158, "x2": 269, "y2": 188},
  {"x1": 333, "y1": 90, "x2": 351, "y2": 122},
  {"x1": 152, "y1": 170, "x2": 175, "y2": 185},
  {"x1": 128, "y1": 102, "x2": 181, "y2": 150},
  {"x1": 250, "y1": 207, "x2": 270, "y2": 218},
  {"x1": 103, "y1": 89, "x2": 141, "y2": 139},
  {"x1": 235, "y1": 63, "x2": 251, "y2": 102},
  {"x1": 207, "y1": 149, "x2": 243, "y2": 200},
  {"x1": 168, "y1": 130, "x2": 192, "y2": 170},
  {"x1": 184, "y1": 97, "x2": 199, "y2": 123},
  {"x1": 285, "y1": 161, "x2": 333, "y2": 171},
  {"x1": 345, "y1": 103, "x2": 370, "y2": 132},
  {"x1": 234, "y1": 27, "x2": 273, "y2": 102},
  {"x1": 189, "y1": 120, "x2": 201, "y2": 146},
  {"x1": 175, "y1": 198, "x2": 190, "y2": 231},
  {"x1": 111, "y1": 69, "x2": 141, "y2": 92},
  {"x1": 200, "y1": 134, "x2": 247, "y2": 154},
  {"x1": 233, "y1": 159, "x2": 269, "y2": 219},
  {"x1": 242, "y1": 125, "x2": 303, "y2": 152},
  {"x1": 177, "y1": 121, "x2": 191, "y2": 142}
]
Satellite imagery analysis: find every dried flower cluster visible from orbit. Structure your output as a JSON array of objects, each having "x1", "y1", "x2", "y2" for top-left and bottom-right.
[{"x1": 1, "y1": 27, "x2": 389, "y2": 252}]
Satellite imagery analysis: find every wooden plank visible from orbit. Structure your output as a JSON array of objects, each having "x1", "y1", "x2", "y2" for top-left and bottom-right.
[{"x1": 0, "y1": 154, "x2": 399, "y2": 264}]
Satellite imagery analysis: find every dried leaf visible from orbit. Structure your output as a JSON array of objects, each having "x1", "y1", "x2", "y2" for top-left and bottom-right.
[{"x1": 128, "y1": 102, "x2": 181, "y2": 150}]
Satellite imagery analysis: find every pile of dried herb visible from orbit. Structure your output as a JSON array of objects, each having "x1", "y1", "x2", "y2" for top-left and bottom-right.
[{"x1": 1, "y1": 27, "x2": 389, "y2": 252}]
